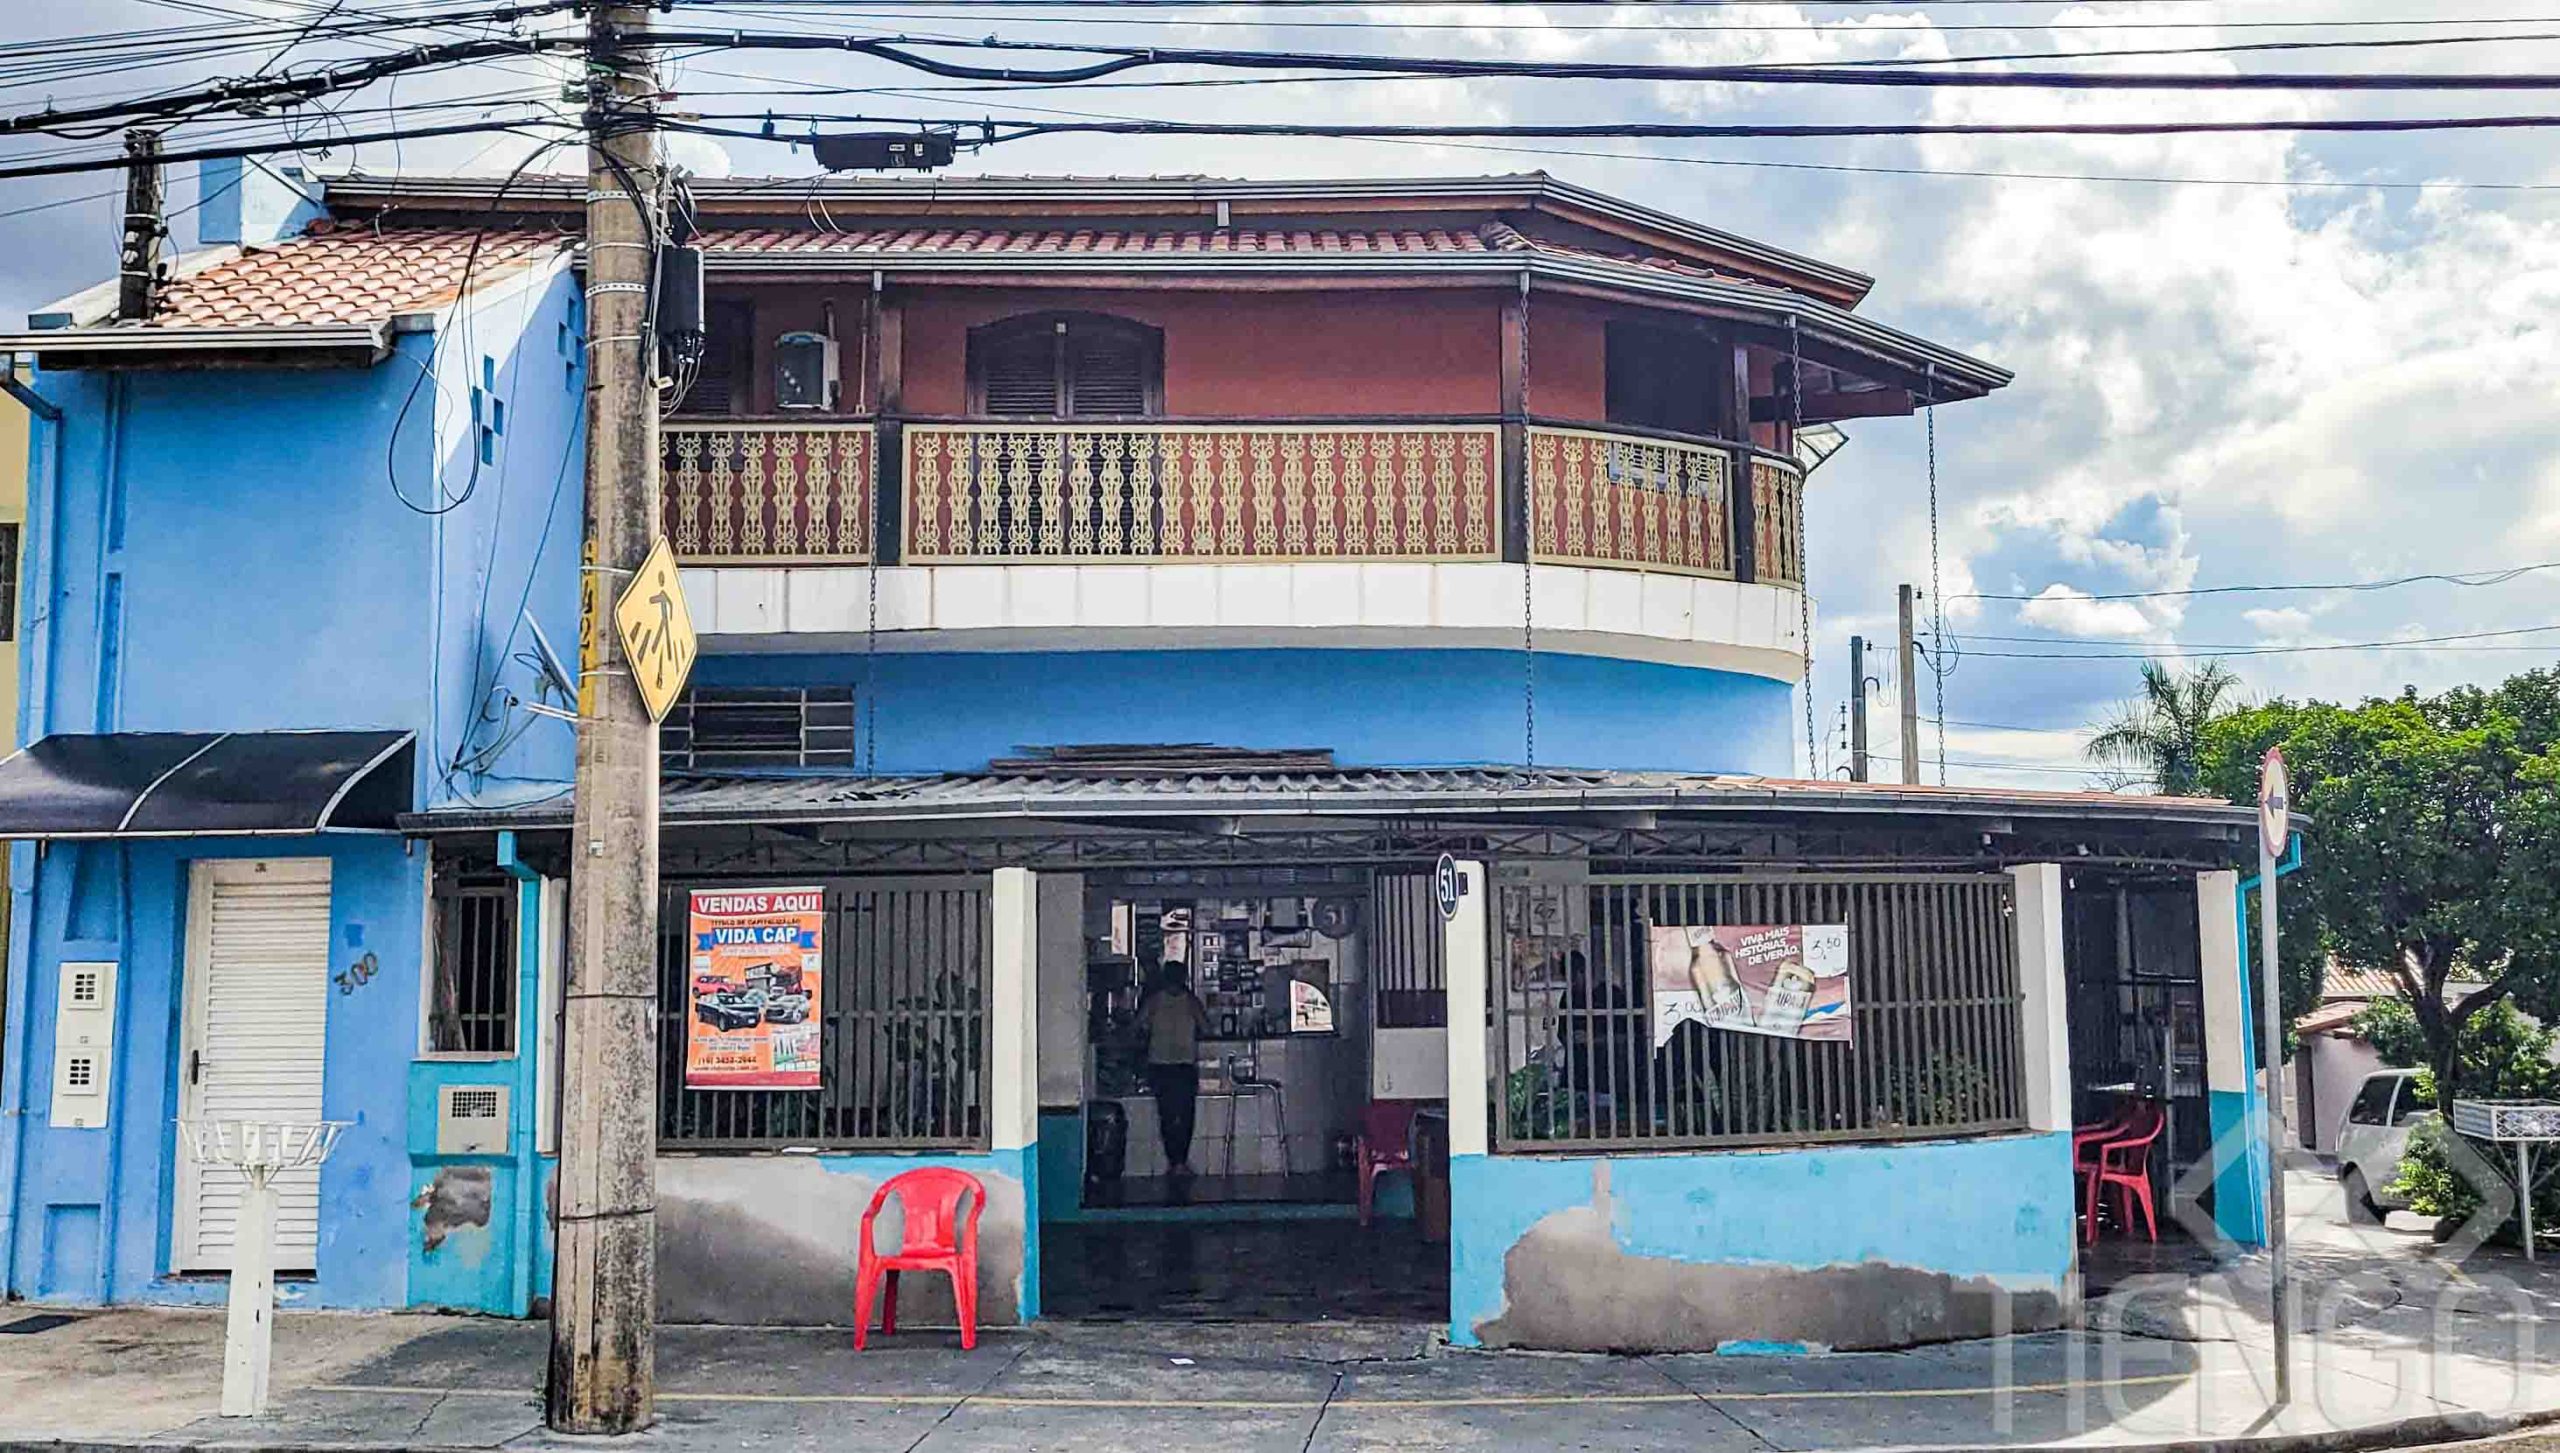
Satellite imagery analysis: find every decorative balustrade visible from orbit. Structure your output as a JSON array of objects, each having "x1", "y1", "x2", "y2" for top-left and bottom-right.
[
  {"x1": 662, "y1": 416, "x2": 1806, "y2": 588},
  {"x1": 1752, "y1": 455, "x2": 1805, "y2": 587},
  {"x1": 902, "y1": 422, "x2": 1500, "y2": 564},
  {"x1": 663, "y1": 422, "x2": 874, "y2": 563},
  {"x1": 1528, "y1": 425, "x2": 1735, "y2": 579}
]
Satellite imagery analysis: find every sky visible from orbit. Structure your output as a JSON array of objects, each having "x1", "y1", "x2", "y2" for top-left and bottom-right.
[{"x1": 8, "y1": 0, "x2": 2560, "y2": 791}]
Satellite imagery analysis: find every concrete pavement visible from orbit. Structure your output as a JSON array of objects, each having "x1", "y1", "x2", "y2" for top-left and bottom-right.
[{"x1": 0, "y1": 1161, "x2": 2553, "y2": 1453}]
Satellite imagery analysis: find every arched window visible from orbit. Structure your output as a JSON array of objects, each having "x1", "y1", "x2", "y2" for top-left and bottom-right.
[{"x1": 966, "y1": 312, "x2": 1164, "y2": 418}]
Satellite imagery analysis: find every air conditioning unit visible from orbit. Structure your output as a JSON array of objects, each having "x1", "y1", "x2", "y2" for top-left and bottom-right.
[
  {"x1": 435, "y1": 1083, "x2": 510, "y2": 1156},
  {"x1": 774, "y1": 331, "x2": 839, "y2": 410},
  {"x1": 51, "y1": 962, "x2": 117, "y2": 1129}
]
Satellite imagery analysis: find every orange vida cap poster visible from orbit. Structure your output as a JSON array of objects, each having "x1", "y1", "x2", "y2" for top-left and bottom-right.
[{"x1": 685, "y1": 886, "x2": 826, "y2": 1090}]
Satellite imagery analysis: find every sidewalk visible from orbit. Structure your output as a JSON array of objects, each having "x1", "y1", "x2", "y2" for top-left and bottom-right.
[{"x1": 0, "y1": 1166, "x2": 2552, "y2": 1453}]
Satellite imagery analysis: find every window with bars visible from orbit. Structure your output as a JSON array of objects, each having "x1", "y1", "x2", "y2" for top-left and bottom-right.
[
  {"x1": 966, "y1": 312, "x2": 1163, "y2": 418},
  {"x1": 1493, "y1": 873, "x2": 2025, "y2": 1153},
  {"x1": 0, "y1": 522, "x2": 20, "y2": 643},
  {"x1": 663, "y1": 685, "x2": 858, "y2": 769},
  {"x1": 429, "y1": 870, "x2": 519, "y2": 1056},
  {"x1": 656, "y1": 878, "x2": 989, "y2": 1150}
]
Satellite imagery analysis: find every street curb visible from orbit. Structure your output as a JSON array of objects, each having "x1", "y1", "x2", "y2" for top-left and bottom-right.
[
  {"x1": 1840, "y1": 1403, "x2": 2560, "y2": 1453},
  {"x1": 1, "y1": 1402, "x2": 2554, "y2": 1453}
]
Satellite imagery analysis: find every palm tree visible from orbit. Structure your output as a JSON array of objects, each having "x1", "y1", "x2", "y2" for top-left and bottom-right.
[{"x1": 2085, "y1": 660, "x2": 2245, "y2": 794}]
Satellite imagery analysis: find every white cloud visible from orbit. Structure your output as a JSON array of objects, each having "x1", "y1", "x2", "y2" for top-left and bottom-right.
[{"x1": 2016, "y1": 585, "x2": 2156, "y2": 639}]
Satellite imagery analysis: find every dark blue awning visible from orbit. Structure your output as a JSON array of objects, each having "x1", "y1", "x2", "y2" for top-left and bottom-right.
[{"x1": 0, "y1": 730, "x2": 414, "y2": 839}]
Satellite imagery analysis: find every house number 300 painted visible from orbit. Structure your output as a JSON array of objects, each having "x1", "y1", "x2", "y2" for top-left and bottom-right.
[{"x1": 335, "y1": 951, "x2": 379, "y2": 996}]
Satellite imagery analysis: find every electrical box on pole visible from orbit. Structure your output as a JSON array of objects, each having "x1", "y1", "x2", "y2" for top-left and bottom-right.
[{"x1": 813, "y1": 131, "x2": 957, "y2": 172}]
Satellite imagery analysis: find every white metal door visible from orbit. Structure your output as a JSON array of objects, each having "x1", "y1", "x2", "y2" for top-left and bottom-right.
[{"x1": 175, "y1": 858, "x2": 332, "y2": 1272}]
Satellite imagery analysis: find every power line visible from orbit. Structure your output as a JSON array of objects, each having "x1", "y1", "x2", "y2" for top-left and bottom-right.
[
  {"x1": 681, "y1": 109, "x2": 2560, "y2": 143},
  {"x1": 1943, "y1": 622, "x2": 2560, "y2": 659},
  {"x1": 638, "y1": 28, "x2": 2560, "y2": 91},
  {"x1": 1958, "y1": 561, "x2": 2560, "y2": 601},
  {"x1": 0, "y1": 118, "x2": 568, "y2": 182}
]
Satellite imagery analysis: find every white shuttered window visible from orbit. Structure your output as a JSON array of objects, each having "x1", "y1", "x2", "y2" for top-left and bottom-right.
[{"x1": 176, "y1": 859, "x2": 332, "y2": 1272}]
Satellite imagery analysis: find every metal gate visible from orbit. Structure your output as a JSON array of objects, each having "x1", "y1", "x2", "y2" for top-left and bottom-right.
[
  {"x1": 1372, "y1": 869, "x2": 1448, "y2": 1029},
  {"x1": 1493, "y1": 873, "x2": 2026, "y2": 1153},
  {"x1": 656, "y1": 876, "x2": 990, "y2": 1150}
]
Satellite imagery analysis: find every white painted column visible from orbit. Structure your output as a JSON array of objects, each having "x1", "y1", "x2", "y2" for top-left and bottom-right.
[
  {"x1": 990, "y1": 868, "x2": 1040, "y2": 1154},
  {"x1": 2196, "y1": 870, "x2": 2247, "y2": 1097},
  {"x1": 221, "y1": 1173, "x2": 278, "y2": 1416},
  {"x1": 2008, "y1": 863, "x2": 2072, "y2": 1134},
  {"x1": 1443, "y1": 860, "x2": 1491, "y2": 1158}
]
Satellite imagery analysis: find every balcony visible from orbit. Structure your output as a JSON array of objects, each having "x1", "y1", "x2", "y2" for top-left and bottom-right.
[{"x1": 662, "y1": 418, "x2": 1803, "y2": 585}]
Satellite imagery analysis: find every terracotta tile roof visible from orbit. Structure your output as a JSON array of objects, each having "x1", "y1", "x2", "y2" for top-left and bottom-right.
[
  {"x1": 690, "y1": 224, "x2": 1500, "y2": 257},
  {"x1": 151, "y1": 227, "x2": 566, "y2": 328},
  {"x1": 2321, "y1": 963, "x2": 2492, "y2": 1003}
]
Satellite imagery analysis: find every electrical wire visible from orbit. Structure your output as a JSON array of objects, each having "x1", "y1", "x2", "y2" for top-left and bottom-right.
[
  {"x1": 1944, "y1": 622, "x2": 2560, "y2": 659},
  {"x1": 1958, "y1": 561, "x2": 2560, "y2": 601}
]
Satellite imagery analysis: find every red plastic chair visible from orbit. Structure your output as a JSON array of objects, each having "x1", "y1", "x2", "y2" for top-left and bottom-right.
[
  {"x1": 2085, "y1": 1103, "x2": 2167, "y2": 1245},
  {"x1": 1355, "y1": 1100, "x2": 1422, "y2": 1228},
  {"x1": 854, "y1": 1167, "x2": 988, "y2": 1350}
]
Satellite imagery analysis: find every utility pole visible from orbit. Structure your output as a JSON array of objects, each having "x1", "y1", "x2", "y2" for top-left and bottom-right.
[
  {"x1": 550, "y1": 1, "x2": 660, "y2": 1434},
  {"x1": 1847, "y1": 635, "x2": 1869, "y2": 783},
  {"x1": 118, "y1": 128, "x2": 163, "y2": 322},
  {"x1": 1896, "y1": 584, "x2": 1921, "y2": 785}
]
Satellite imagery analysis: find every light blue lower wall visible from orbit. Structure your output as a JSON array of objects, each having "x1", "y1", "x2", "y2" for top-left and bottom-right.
[
  {"x1": 696, "y1": 648, "x2": 1795, "y2": 774},
  {"x1": 2, "y1": 835, "x2": 424, "y2": 1308},
  {"x1": 1451, "y1": 1133, "x2": 2077, "y2": 1352},
  {"x1": 658, "y1": 1148, "x2": 1038, "y2": 1326},
  {"x1": 2209, "y1": 1090, "x2": 2266, "y2": 1248}
]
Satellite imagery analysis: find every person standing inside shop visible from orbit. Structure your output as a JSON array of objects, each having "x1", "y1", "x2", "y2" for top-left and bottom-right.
[{"x1": 1136, "y1": 960, "x2": 1212, "y2": 1177}]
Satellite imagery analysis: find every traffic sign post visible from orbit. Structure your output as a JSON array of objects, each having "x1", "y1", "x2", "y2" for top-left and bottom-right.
[
  {"x1": 2258, "y1": 746, "x2": 2292, "y2": 1408},
  {"x1": 615, "y1": 536, "x2": 697, "y2": 723}
]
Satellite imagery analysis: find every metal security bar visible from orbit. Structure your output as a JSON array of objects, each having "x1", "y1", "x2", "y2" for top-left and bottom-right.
[
  {"x1": 656, "y1": 877, "x2": 989, "y2": 1150},
  {"x1": 1492, "y1": 874, "x2": 2023, "y2": 1153},
  {"x1": 904, "y1": 422, "x2": 1500, "y2": 563},
  {"x1": 1372, "y1": 870, "x2": 1449, "y2": 1029},
  {"x1": 663, "y1": 685, "x2": 858, "y2": 769},
  {"x1": 429, "y1": 879, "x2": 518, "y2": 1055}
]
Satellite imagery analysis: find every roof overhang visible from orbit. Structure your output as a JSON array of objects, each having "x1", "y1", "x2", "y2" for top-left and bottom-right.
[
  {"x1": 0, "y1": 323, "x2": 391, "y2": 370},
  {"x1": 404, "y1": 769, "x2": 2250, "y2": 837},
  {"x1": 322, "y1": 170, "x2": 1875, "y2": 304},
  {"x1": 693, "y1": 247, "x2": 2008, "y2": 397},
  {"x1": 0, "y1": 730, "x2": 414, "y2": 839}
]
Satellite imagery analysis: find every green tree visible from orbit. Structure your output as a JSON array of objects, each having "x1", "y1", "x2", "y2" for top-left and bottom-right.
[
  {"x1": 2086, "y1": 660, "x2": 2246, "y2": 794},
  {"x1": 2198, "y1": 693, "x2": 2560, "y2": 1111}
]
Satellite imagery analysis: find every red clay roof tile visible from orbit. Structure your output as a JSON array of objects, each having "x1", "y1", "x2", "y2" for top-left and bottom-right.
[{"x1": 149, "y1": 227, "x2": 566, "y2": 329}]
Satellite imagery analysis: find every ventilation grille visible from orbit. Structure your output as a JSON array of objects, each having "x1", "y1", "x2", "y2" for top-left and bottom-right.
[
  {"x1": 63, "y1": 1056, "x2": 94, "y2": 1091},
  {"x1": 449, "y1": 1087, "x2": 502, "y2": 1120},
  {"x1": 68, "y1": 970, "x2": 100, "y2": 1005},
  {"x1": 664, "y1": 685, "x2": 857, "y2": 769}
]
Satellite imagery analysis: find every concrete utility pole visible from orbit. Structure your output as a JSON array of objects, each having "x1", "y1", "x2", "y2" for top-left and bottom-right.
[
  {"x1": 549, "y1": 1, "x2": 660, "y2": 1434},
  {"x1": 1847, "y1": 635, "x2": 1869, "y2": 783},
  {"x1": 1896, "y1": 585, "x2": 1921, "y2": 786},
  {"x1": 118, "y1": 128, "x2": 163, "y2": 322}
]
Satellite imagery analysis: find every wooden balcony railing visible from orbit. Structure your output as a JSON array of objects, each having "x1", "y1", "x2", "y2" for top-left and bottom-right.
[
  {"x1": 663, "y1": 422, "x2": 874, "y2": 563},
  {"x1": 1528, "y1": 424, "x2": 1734, "y2": 579},
  {"x1": 660, "y1": 416, "x2": 1806, "y2": 587},
  {"x1": 902, "y1": 422, "x2": 1501, "y2": 564},
  {"x1": 1751, "y1": 455, "x2": 1805, "y2": 587}
]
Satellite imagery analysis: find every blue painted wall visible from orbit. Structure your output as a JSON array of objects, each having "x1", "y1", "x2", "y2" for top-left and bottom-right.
[
  {"x1": 2, "y1": 835, "x2": 422, "y2": 1306},
  {"x1": 1449, "y1": 1132, "x2": 2077, "y2": 1350},
  {"x1": 697, "y1": 648, "x2": 1795, "y2": 774},
  {"x1": 2, "y1": 260, "x2": 586, "y2": 1311}
]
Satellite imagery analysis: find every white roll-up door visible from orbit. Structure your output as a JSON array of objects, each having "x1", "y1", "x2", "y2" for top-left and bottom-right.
[{"x1": 175, "y1": 858, "x2": 332, "y2": 1271}]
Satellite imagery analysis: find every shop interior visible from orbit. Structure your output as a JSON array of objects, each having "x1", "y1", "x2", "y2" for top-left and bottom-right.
[
  {"x1": 2063, "y1": 870, "x2": 2221, "y2": 1277},
  {"x1": 1038, "y1": 869, "x2": 1453, "y2": 1323}
]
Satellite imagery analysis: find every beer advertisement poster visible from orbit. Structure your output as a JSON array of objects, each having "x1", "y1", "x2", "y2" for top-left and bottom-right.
[
  {"x1": 685, "y1": 886, "x2": 826, "y2": 1089},
  {"x1": 1648, "y1": 924, "x2": 1852, "y2": 1046}
]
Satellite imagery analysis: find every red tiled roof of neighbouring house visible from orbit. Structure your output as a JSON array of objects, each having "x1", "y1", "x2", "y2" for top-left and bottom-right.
[
  {"x1": 687, "y1": 224, "x2": 1504, "y2": 257},
  {"x1": 149, "y1": 227, "x2": 568, "y2": 328}
]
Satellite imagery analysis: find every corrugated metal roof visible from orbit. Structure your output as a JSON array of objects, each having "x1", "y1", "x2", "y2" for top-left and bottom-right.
[{"x1": 406, "y1": 765, "x2": 2258, "y2": 833}]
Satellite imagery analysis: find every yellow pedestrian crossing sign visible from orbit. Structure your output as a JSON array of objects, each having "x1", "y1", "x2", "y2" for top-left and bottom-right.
[{"x1": 615, "y1": 536, "x2": 697, "y2": 723}]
